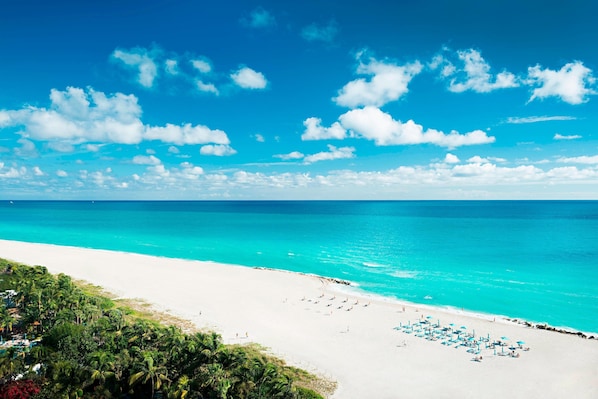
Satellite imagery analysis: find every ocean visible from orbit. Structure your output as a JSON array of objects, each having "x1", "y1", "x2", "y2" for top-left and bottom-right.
[{"x1": 0, "y1": 200, "x2": 596, "y2": 333}]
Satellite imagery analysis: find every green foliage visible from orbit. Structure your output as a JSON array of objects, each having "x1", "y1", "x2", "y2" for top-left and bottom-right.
[
  {"x1": 0, "y1": 259, "x2": 326, "y2": 399},
  {"x1": 294, "y1": 386, "x2": 324, "y2": 399}
]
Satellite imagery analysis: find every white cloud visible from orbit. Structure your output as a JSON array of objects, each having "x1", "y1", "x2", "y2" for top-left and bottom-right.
[
  {"x1": 47, "y1": 141, "x2": 75, "y2": 153},
  {"x1": 0, "y1": 87, "x2": 231, "y2": 148},
  {"x1": 0, "y1": 165, "x2": 26, "y2": 178},
  {"x1": 199, "y1": 144, "x2": 237, "y2": 156},
  {"x1": 242, "y1": 7, "x2": 276, "y2": 28},
  {"x1": 554, "y1": 133, "x2": 582, "y2": 140},
  {"x1": 132, "y1": 155, "x2": 161, "y2": 165},
  {"x1": 2, "y1": 87, "x2": 144, "y2": 144},
  {"x1": 557, "y1": 155, "x2": 598, "y2": 164},
  {"x1": 506, "y1": 115, "x2": 577, "y2": 124},
  {"x1": 109, "y1": 46, "x2": 273, "y2": 97},
  {"x1": 466, "y1": 155, "x2": 507, "y2": 164},
  {"x1": 112, "y1": 47, "x2": 159, "y2": 88},
  {"x1": 231, "y1": 67, "x2": 268, "y2": 89},
  {"x1": 145, "y1": 123, "x2": 229, "y2": 145},
  {"x1": 526, "y1": 61, "x2": 596, "y2": 104},
  {"x1": 440, "y1": 49, "x2": 519, "y2": 93},
  {"x1": 32, "y1": 166, "x2": 44, "y2": 176},
  {"x1": 180, "y1": 162, "x2": 204, "y2": 179},
  {"x1": 165, "y1": 59, "x2": 179, "y2": 75},
  {"x1": 334, "y1": 56, "x2": 423, "y2": 108},
  {"x1": 303, "y1": 145, "x2": 355, "y2": 164},
  {"x1": 254, "y1": 134, "x2": 265, "y2": 142},
  {"x1": 14, "y1": 138, "x2": 37, "y2": 157},
  {"x1": 196, "y1": 80, "x2": 219, "y2": 95},
  {"x1": 301, "y1": 21, "x2": 338, "y2": 43},
  {"x1": 444, "y1": 153, "x2": 460, "y2": 164},
  {"x1": 338, "y1": 106, "x2": 495, "y2": 148},
  {"x1": 0, "y1": 111, "x2": 10, "y2": 126},
  {"x1": 56, "y1": 170, "x2": 68, "y2": 177},
  {"x1": 429, "y1": 52, "x2": 457, "y2": 78},
  {"x1": 301, "y1": 117, "x2": 347, "y2": 140},
  {"x1": 467, "y1": 156, "x2": 488, "y2": 164},
  {"x1": 274, "y1": 151, "x2": 304, "y2": 161},
  {"x1": 84, "y1": 170, "x2": 114, "y2": 187},
  {"x1": 168, "y1": 146, "x2": 180, "y2": 154},
  {"x1": 180, "y1": 161, "x2": 597, "y2": 198},
  {"x1": 191, "y1": 59, "x2": 212, "y2": 73}
]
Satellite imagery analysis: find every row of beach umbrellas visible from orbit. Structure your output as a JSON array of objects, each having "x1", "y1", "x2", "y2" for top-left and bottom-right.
[{"x1": 398, "y1": 315, "x2": 526, "y2": 356}]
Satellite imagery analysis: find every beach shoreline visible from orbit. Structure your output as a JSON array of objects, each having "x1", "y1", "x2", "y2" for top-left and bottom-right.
[
  {"x1": 0, "y1": 239, "x2": 597, "y2": 399},
  {"x1": 256, "y1": 264, "x2": 598, "y2": 339}
]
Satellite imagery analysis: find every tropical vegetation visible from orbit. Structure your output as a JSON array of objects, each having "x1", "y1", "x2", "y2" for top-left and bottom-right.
[{"x1": 0, "y1": 258, "x2": 327, "y2": 398}]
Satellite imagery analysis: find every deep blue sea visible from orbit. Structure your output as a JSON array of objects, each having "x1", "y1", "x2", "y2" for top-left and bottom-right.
[{"x1": 0, "y1": 200, "x2": 596, "y2": 333}]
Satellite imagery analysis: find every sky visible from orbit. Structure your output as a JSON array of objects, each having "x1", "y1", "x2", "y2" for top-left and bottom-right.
[{"x1": 1, "y1": 0, "x2": 597, "y2": 200}]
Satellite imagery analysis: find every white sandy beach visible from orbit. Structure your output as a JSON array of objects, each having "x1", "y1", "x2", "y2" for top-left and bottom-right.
[{"x1": 0, "y1": 239, "x2": 596, "y2": 399}]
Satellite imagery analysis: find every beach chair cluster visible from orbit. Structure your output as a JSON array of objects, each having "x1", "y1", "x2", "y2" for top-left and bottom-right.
[{"x1": 393, "y1": 316, "x2": 529, "y2": 361}]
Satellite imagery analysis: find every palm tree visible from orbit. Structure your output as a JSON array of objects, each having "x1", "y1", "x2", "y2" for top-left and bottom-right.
[
  {"x1": 248, "y1": 360, "x2": 293, "y2": 399},
  {"x1": 85, "y1": 351, "x2": 116, "y2": 388},
  {"x1": 0, "y1": 348, "x2": 25, "y2": 381},
  {"x1": 196, "y1": 363, "x2": 232, "y2": 399},
  {"x1": 167, "y1": 375, "x2": 190, "y2": 399},
  {"x1": 0, "y1": 307, "x2": 15, "y2": 336},
  {"x1": 47, "y1": 358, "x2": 85, "y2": 398},
  {"x1": 129, "y1": 351, "x2": 170, "y2": 398}
]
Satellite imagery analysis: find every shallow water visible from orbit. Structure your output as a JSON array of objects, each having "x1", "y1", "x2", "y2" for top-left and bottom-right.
[{"x1": 1, "y1": 200, "x2": 596, "y2": 332}]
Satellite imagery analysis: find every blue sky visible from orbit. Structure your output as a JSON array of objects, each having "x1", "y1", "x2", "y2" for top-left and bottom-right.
[{"x1": 1, "y1": 0, "x2": 597, "y2": 199}]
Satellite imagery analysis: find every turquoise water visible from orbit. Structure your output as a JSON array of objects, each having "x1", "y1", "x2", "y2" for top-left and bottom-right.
[{"x1": 0, "y1": 200, "x2": 596, "y2": 333}]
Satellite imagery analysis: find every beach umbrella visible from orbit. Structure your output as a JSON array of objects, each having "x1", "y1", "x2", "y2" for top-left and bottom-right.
[{"x1": 517, "y1": 340, "x2": 525, "y2": 345}]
